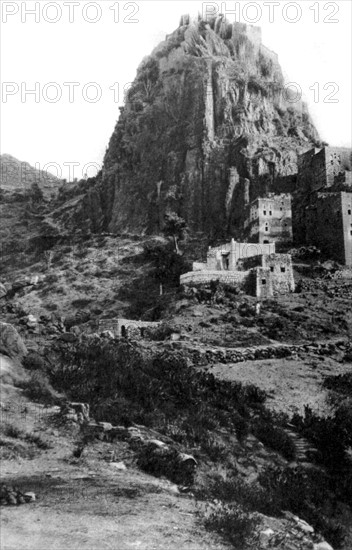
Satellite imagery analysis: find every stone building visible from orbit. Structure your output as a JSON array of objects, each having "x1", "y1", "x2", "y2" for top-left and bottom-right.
[
  {"x1": 99, "y1": 318, "x2": 161, "y2": 339},
  {"x1": 305, "y1": 192, "x2": 352, "y2": 266},
  {"x1": 192, "y1": 238, "x2": 275, "y2": 272},
  {"x1": 297, "y1": 146, "x2": 352, "y2": 193},
  {"x1": 293, "y1": 146, "x2": 352, "y2": 266},
  {"x1": 181, "y1": 239, "x2": 294, "y2": 298},
  {"x1": 244, "y1": 193, "x2": 293, "y2": 244}
]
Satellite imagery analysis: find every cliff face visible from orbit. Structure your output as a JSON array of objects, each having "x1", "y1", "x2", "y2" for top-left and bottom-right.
[{"x1": 101, "y1": 17, "x2": 320, "y2": 238}]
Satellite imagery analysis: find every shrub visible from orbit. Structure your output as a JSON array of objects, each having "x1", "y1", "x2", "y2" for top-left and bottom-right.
[
  {"x1": 20, "y1": 370, "x2": 64, "y2": 405},
  {"x1": 202, "y1": 502, "x2": 259, "y2": 548},
  {"x1": 252, "y1": 418, "x2": 296, "y2": 461},
  {"x1": 45, "y1": 273, "x2": 59, "y2": 284},
  {"x1": 258, "y1": 465, "x2": 347, "y2": 547},
  {"x1": 22, "y1": 352, "x2": 47, "y2": 372}
]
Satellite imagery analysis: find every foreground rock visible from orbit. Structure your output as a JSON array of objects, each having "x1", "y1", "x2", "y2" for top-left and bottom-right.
[{"x1": 0, "y1": 322, "x2": 27, "y2": 359}]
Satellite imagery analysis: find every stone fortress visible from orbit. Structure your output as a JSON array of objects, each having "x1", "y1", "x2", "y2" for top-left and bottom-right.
[
  {"x1": 180, "y1": 239, "x2": 295, "y2": 299},
  {"x1": 181, "y1": 145, "x2": 352, "y2": 296},
  {"x1": 293, "y1": 146, "x2": 352, "y2": 266},
  {"x1": 244, "y1": 194, "x2": 293, "y2": 245}
]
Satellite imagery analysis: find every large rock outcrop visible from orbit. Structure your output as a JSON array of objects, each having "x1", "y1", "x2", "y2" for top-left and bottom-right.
[
  {"x1": 0, "y1": 323, "x2": 27, "y2": 359},
  {"x1": 62, "y1": 16, "x2": 322, "y2": 239}
]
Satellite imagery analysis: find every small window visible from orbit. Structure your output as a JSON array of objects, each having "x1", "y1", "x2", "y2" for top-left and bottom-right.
[
  {"x1": 280, "y1": 207, "x2": 283, "y2": 211},
  {"x1": 265, "y1": 226, "x2": 269, "y2": 232},
  {"x1": 348, "y1": 209, "x2": 351, "y2": 215},
  {"x1": 281, "y1": 267, "x2": 286, "y2": 273},
  {"x1": 262, "y1": 279, "x2": 267, "y2": 285},
  {"x1": 263, "y1": 240, "x2": 269, "y2": 244},
  {"x1": 270, "y1": 266, "x2": 274, "y2": 272},
  {"x1": 263, "y1": 210, "x2": 267, "y2": 216},
  {"x1": 269, "y1": 211, "x2": 272, "y2": 216},
  {"x1": 350, "y1": 230, "x2": 352, "y2": 236}
]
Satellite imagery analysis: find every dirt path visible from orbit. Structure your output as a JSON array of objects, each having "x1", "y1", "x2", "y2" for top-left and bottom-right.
[{"x1": 0, "y1": 381, "x2": 229, "y2": 550}]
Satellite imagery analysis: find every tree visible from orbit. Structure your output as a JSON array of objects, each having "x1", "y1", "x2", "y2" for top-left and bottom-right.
[
  {"x1": 29, "y1": 182, "x2": 44, "y2": 204},
  {"x1": 162, "y1": 212, "x2": 188, "y2": 254}
]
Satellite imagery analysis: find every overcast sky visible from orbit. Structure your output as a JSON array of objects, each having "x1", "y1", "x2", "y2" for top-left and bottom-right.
[{"x1": 1, "y1": 0, "x2": 351, "y2": 180}]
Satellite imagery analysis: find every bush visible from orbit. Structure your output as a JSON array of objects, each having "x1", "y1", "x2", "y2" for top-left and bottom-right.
[
  {"x1": 258, "y1": 465, "x2": 347, "y2": 548},
  {"x1": 20, "y1": 370, "x2": 64, "y2": 405},
  {"x1": 202, "y1": 502, "x2": 259, "y2": 548},
  {"x1": 252, "y1": 416, "x2": 296, "y2": 461},
  {"x1": 22, "y1": 352, "x2": 47, "y2": 372}
]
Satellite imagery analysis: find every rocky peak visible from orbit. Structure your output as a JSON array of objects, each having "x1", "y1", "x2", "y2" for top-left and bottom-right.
[{"x1": 100, "y1": 16, "x2": 321, "y2": 237}]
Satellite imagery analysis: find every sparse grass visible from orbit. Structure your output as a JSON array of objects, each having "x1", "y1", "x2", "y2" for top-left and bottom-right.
[{"x1": 0, "y1": 422, "x2": 51, "y2": 450}]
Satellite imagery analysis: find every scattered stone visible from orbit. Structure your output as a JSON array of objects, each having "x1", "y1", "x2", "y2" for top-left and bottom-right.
[
  {"x1": 297, "y1": 519, "x2": 314, "y2": 534},
  {"x1": 0, "y1": 485, "x2": 36, "y2": 506},
  {"x1": 59, "y1": 333, "x2": 78, "y2": 343},
  {"x1": 23, "y1": 492, "x2": 36, "y2": 502},
  {"x1": 111, "y1": 462, "x2": 127, "y2": 471},
  {"x1": 259, "y1": 528, "x2": 275, "y2": 547},
  {"x1": 29, "y1": 275, "x2": 39, "y2": 286},
  {"x1": 101, "y1": 330, "x2": 114, "y2": 339},
  {"x1": 0, "y1": 283, "x2": 7, "y2": 299},
  {"x1": 313, "y1": 543, "x2": 334, "y2": 550}
]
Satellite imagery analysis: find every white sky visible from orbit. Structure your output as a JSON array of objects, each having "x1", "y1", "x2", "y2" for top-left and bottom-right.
[{"x1": 1, "y1": 0, "x2": 351, "y2": 180}]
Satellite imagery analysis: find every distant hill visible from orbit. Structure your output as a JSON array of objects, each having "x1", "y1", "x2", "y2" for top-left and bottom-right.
[{"x1": 0, "y1": 154, "x2": 63, "y2": 198}]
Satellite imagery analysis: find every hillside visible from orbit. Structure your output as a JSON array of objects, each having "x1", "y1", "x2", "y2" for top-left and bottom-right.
[{"x1": 0, "y1": 154, "x2": 63, "y2": 198}]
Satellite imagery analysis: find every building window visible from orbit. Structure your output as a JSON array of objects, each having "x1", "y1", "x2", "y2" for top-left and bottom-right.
[
  {"x1": 265, "y1": 226, "x2": 269, "y2": 232},
  {"x1": 263, "y1": 210, "x2": 267, "y2": 216},
  {"x1": 281, "y1": 267, "x2": 286, "y2": 273},
  {"x1": 270, "y1": 266, "x2": 274, "y2": 272},
  {"x1": 269, "y1": 211, "x2": 272, "y2": 216},
  {"x1": 262, "y1": 279, "x2": 267, "y2": 285},
  {"x1": 263, "y1": 240, "x2": 269, "y2": 244},
  {"x1": 348, "y1": 209, "x2": 351, "y2": 215}
]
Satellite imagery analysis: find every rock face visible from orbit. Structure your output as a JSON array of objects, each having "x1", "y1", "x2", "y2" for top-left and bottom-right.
[
  {"x1": 0, "y1": 322, "x2": 27, "y2": 359},
  {"x1": 96, "y1": 16, "x2": 320, "y2": 239}
]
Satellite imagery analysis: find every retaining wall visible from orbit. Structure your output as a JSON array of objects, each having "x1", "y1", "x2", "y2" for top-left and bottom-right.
[{"x1": 180, "y1": 270, "x2": 250, "y2": 286}]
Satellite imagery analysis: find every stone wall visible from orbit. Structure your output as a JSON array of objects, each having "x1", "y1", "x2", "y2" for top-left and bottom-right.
[
  {"x1": 261, "y1": 253, "x2": 295, "y2": 294},
  {"x1": 99, "y1": 318, "x2": 161, "y2": 339},
  {"x1": 180, "y1": 270, "x2": 250, "y2": 287},
  {"x1": 305, "y1": 191, "x2": 352, "y2": 266},
  {"x1": 255, "y1": 267, "x2": 273, "y2": 299},
  {"x1": 178, "y1": 339, "x2": 348, "y2": 366}
]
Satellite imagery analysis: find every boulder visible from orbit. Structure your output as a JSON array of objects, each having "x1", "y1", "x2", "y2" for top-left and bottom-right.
[
  {"x1": 69, "y1": 402, "x2": 90, "y2": 421},
  {"x1": 259, "y1": 529, "x2": 275, "y2": 547},
  {"x1": 0, "y1": 323, "x2": 27, "y2": 359},
  {"x1": 26, "y1": 315, "x2": 38, "y2": 327},
  {"x1": 59, "y1": 333, "x2": 78, "y2": 343},
  {"x1": 0, "y1": 283, "x2": 7, "y2": 299},
  {"x1": 297, "y1": 519, "x2": 314, "y2": 534},
  {"x1": 111, "y1": 462, "x2": 127, "y2": 471},
  {"x1": 23, "y1": 492, "x2": 36, "y2": 502}
]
